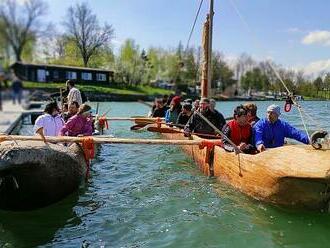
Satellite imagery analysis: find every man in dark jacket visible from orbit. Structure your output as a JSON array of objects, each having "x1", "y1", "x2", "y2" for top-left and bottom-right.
[
  {"x1": 184, "y1": 98, "x2": 226, "y2": 137},
  {"x1": 210, "y1": 99, "x2": 226, "y2": 129},
  {"x1": 176, "y1": 103, "x2": 193, "y2": 126}
]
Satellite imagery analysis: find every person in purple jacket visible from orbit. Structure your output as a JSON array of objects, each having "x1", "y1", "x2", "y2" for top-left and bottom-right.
[
  {"x1": 254, "y1": 104, "x2": 310, "y2": 153},
  {"x1": 60, "y1": 104, "x2": 93, "y2": 136}
]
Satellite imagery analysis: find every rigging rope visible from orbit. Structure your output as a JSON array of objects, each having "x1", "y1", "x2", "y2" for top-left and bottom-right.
[
  {"x1": 227, "y1": 0, "x2": 325, "y2": 141},
  {"x1": 186, "y1": 0, "x2": 204, "y2": 50}
]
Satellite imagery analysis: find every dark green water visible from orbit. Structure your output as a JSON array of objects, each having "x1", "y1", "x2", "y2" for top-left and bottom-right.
[{"x1": 1, "y1": 101, "x2": 330, "y2": 247}]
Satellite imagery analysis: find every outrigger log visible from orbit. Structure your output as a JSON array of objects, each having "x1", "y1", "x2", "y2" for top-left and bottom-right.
[{"x1": 0, "y1": 134, "x2": 221, "y2": 211}]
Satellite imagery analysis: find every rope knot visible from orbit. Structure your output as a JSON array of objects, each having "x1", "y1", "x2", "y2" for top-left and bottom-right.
[
  {"x1": 199, "y1": 140, "x2": 223, "y2": 150},
  {"x1": 81, "y1": 137, "x2": 95, "y2": 181},
  {"x1": 82, "y1": 137, "x2": 95, "y2": 160},
  {"x1": 98, "y1": 116, "x2": 109, "y2": 130},
  {"x1": 156, "y1": 117, "x2": 162, "y2": 128}
]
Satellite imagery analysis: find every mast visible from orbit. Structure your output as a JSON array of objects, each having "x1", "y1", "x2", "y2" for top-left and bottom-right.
[
  {"x1": 201, "y1": 0, "x2": 214, "y2": 98},
  {"x1": 207, "y1": 0, "x2": 214, "y2": 97}
]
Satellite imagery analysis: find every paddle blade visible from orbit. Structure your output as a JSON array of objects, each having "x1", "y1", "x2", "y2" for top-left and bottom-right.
[
  {"x1": 130, "y1": 124, "x2": 148, "y2": 131},
  {"x1": 146, "y1": 126, "x2": 182, "y2": 134}
]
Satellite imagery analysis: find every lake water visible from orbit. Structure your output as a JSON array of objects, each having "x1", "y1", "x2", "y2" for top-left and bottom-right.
[{"x1": 1, "y1": 101, "x2": 330, "y2": 247}]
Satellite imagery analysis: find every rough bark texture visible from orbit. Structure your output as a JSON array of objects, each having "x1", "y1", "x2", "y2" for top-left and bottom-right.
[
  {"x1": 0, "y1": 141, "x2": 87, "y2": 210},
  {"x1": 153, "y1": 124, "x2": 330, "y2": 210}
]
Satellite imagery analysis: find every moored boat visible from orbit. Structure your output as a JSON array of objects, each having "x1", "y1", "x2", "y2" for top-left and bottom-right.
[
  {"x1": 148, "y1": 124, "x2": 330, "y2": 210},
  {"x1": 0, "y1": 140, "x2": 88, "y2": 211}
]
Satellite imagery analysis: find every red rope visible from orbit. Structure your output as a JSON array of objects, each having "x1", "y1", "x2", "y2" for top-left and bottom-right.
[
  {"x1": 98, "y1": 116, "x2": 109, "y2": 130},
  {"x1": 156, "y1": 117, "x2": 161, "y2": 128},
  {"x1": 199, "y1": 140, "x2": 223, "y2": 150},
  {"x1": 82, "y1": 137, "x2": 95, "y2": 180}
]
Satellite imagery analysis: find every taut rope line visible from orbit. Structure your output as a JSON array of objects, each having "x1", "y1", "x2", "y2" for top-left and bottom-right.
[{"x1": 227, "y1": 0, "x2": 325, "y2": 141}]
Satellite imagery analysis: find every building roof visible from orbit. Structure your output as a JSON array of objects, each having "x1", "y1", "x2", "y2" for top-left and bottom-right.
[{"x1": 11, "y1": 61, "x2": 113, "y2": 73}]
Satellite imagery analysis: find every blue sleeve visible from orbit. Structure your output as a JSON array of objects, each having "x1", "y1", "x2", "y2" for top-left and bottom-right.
[
  {"x1": 165, "y1": 110, "x2": 170, "y2": 123},
  {"x1": 284, "y1": 122, "x2": 310, "y2": 144},
  {"x1": 254, "y1": 120, "x2": 264, "y2": 146}
]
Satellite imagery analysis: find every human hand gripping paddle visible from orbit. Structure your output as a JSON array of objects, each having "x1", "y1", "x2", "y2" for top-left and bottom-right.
[{"x1": 194, "y1": 111, "x2": 241, "y2": 154}]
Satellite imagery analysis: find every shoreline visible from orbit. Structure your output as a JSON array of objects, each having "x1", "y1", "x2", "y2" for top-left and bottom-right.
[{"x1": 27, "y1": 88, "x2": 328, "y2": 102}]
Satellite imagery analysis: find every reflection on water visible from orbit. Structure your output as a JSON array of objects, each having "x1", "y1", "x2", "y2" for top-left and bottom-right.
[
  {"x1": 0, "y1": 192, "x2": 81, "y2": 247},
  {"x1": 1, "y1": 101, "x2": 330, "y2": 247}
]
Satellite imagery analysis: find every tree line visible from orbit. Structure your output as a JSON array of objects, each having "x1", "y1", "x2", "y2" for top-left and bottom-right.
[{"x1": 1, "y1": 0, "x2": 329, "y2": 98}]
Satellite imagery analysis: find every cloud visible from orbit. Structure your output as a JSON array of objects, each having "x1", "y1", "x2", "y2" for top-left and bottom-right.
[
  {"x1": 16, "y1": 0, "x2": 28, "y2": 5},
  {"x1": 284, "y1": 27, "x2": 304, "y2": 34},
  {"x1": 302, "y1": 30, "x2": 330, "y2": 46},
  {"x1": 300, "y1": 59, "x2": 330, "y2": 76}
]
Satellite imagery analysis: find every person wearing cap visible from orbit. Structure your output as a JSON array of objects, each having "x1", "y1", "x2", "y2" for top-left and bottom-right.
[
  {"x1": 151, "y1": 98, "x2": 167, "y2": 118},
  {"x1": 60, "y1": 104, "x2": 93, "y2": 136},
  {"x1": 222, "y1": 105, "x2": 256, "y2": 154},
  {"x1": 165, "y1": 95, "x2": 182, "y2": 123},
  {"x1": 184, "y1": 97, "x2": 225, "y2": 138},
  {"x1": 254, "y1": 104, "x2": 309, "y2": 152},
  {"x1": 176, "y1": 103, "x2": 193, "y2": 126},
  {"x1": 34, "y1": 102, "x2": 65, "y2": 136},
  {"x1": 209, "y1": 99, "x2": 226, "y2": 129}
]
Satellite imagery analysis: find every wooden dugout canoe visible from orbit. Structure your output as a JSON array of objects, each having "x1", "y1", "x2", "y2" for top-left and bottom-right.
[
  {"x1": 0, "y1": 140, "x2": 88, "y2": 211},
  {"x1": 149, "y1": 124, "x2": 330, "y2": 210}
]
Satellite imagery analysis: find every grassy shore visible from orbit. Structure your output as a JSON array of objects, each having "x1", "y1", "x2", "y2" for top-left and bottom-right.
[{"x1": 23, "y1": 81, "x2": 173, "y2": 96}]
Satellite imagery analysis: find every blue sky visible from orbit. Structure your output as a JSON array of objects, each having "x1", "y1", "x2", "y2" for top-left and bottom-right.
[{"x1": 40, "y1": 0, "x2": 330, "y2": 75}]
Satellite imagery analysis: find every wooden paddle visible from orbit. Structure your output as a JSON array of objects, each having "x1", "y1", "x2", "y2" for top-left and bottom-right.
[
  {"x1": 0, "y1": 135, "x2": 220, "y2": 146},
  {"x1": 138, "y1": 100, "x2": 153, "y2": 108},
  {"x1": 130, "y1": 115, "x2": 233, "y2": 130},
  {"x1": 146, "y1": 126, "x2": 222, "y2": 139}
]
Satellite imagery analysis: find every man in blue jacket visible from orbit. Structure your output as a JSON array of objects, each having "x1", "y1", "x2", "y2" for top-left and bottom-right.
[{"x1": 254, "y1": 104, "x2": 310, "y2": 152}]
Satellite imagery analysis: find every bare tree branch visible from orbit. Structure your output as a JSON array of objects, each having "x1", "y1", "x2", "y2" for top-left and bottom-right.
[
  {"x1": 0, "y1": 0, "x2": 48, "y2": 61},
  {"x1": 64, "y1": 2, "x2": 114, "y2": 67}
]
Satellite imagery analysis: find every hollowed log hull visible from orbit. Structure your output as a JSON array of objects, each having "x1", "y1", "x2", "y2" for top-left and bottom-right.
[
  {"x1": 0, "y1": 141, "x2": 87, "y2": 211},
  {"x1": 157, "y1": 125, "x2": 330, "y2": 210}
]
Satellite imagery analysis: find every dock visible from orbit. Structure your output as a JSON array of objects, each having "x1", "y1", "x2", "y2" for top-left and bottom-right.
[{"x1": 0, "y1": 101, "x2": 43, "y2": 134}]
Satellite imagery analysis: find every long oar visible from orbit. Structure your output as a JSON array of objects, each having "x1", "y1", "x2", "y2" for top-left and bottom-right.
[
  {"x1": 146, "y1": 126, "x2": 222, "y2": 139},
  {"x1": 0, "y1": 135, "x2": 220, "y2": 146},
  {"x1": 138, "y1": 100, "x2": 153, "y2": 108},
  {"x1": 130, "y1": 115, "x2": 233, "y2": 130},
  {"x1": 195, "y1": 111, "x2": 240, "y2": 153}
]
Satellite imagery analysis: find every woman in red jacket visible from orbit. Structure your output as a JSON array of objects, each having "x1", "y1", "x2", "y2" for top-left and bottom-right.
[{"x1": 222, "y1": 105, "x2": 257, "y2": 154}]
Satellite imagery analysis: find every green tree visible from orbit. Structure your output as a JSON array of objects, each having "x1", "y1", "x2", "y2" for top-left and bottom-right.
[
  {"x1": 0, "y1": 0, "x2": 47, "y2": 61},
  {"x1": 313, "y1": 77, "x2": 323, "y2": 98},
  {"x1": 115, "y1": 39, "x2": 143, "y2": 86},
  {"x1": 241, "y1": 68, "x2": 269, "y2": 92},
  {"x1": 211, "y1": 52, "x2": 235, "y2": 91}
]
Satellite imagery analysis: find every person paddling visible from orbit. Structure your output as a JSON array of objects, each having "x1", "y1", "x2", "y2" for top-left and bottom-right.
[
  {"x1": 184, "y1": 98, "x2": 225, "y2": 138},
  {"x1": 254, "y1": 104, "x2": 309, "y2": 152},
  {"x1": 222, "y1": 105, "x2": 256, "y2": 154}
]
